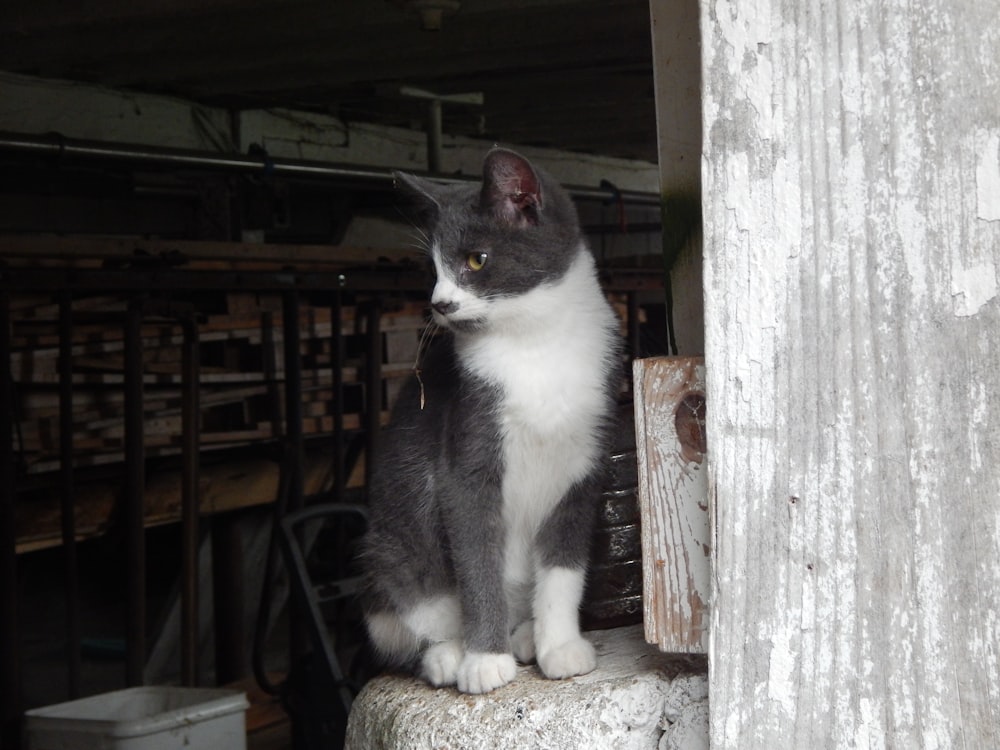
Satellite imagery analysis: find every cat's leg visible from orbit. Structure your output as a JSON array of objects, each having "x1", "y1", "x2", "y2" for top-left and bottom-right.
[
  {"x1": 532, "y1": 565, "x2": 596, "y2": 679},
  {"x1": 447, "y1": 514, "x2": 518, "y2": 694},
  {"x1": 505, "y1": 576, "x2": 536, "y2": 663},
  {"x1": 531, "y1": 476, "x2": 601, "y2": 680},
  {"x1": 453, "y1": 579, "x2": 518, "y2": 693}
]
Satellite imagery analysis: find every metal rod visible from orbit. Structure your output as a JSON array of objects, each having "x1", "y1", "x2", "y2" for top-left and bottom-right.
[
  {"x1": 211, "y1": 517, "x2": 245, "y2": 684},
  {"x1": 0, "y1": 130, "x2": 661, "y2": 206},
  {"x1": 281, "y1": 291, "x2": 307, "y2": 666},
  {"x1": 0, "y1": 267, "x2": 428, "y2": 294},
  {"x1": 181, "y1": 317, "x2": 200, "y2": 686},
  {"x1": 364, "y1": 301, "x2": 382, "y2": 494},
  {"x1": 427, "y1": 99, "x2": 443, "y2": 173},
  {"x1": 260, "y1": 312, "x2": 284, "y2": 436},
  {"x1": 123, "y1": 297, "x2": 146, "y2": 686},
  {"x1": 331, "y1": 292, "x2": 345, "y2": 500},
  {"x1": 0, "y1": 289, "x2": 21, "y2": 749},
  {"x1": 282, "y1": 292, "x2": 305, "y2": 512},
  {"x1": 58, "y1": 294, "x2": 82, "y2": 698},
  {"x1": 0, "y1": 266, "x2": 661, "y2": 296}
]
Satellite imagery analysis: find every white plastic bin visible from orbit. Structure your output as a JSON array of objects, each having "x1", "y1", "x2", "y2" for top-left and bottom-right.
[{"x1": 25, "y1": 686, "x2": 249, "y2": 750}]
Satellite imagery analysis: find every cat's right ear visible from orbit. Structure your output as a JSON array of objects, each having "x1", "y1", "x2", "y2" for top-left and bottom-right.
[{"x1": 393, "y1": 171, "x2": 441, "y2": 224}]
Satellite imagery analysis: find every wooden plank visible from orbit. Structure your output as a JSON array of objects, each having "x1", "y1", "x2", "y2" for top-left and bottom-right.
[
  {"x1": 698, "y1": 0, "x2": 1000, "y2": 745},
  {"x1": 632, "y1": 355, "x2": 708, "y2": 654},
  {"x1": 13, "y1": 448, "x2": 349, "y2": 553}
]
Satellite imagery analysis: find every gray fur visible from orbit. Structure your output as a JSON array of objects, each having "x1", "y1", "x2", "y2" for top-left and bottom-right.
[{"x1": 359, "y1": 148, "x2": 621, "y2": 687}]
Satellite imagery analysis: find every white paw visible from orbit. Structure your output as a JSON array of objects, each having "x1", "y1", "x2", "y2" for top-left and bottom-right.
[
  {"x1": 456, "y1": 652, "x2": 517, "y2": 694},
  {"x1": 510, "y1": 620, "x2": 536, "y2": 663},
  {"x1": 537, "y1": 637, "x2": 597, "y2": 680},
  {"x1": 420, "y1": 640, "x2": 464, "y2": 687}
]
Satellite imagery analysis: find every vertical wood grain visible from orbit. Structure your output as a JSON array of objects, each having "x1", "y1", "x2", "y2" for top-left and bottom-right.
[
  {"x1": 633, "y1": 356, "x2": 710, "y2": 653},
  {"x1": 700, "y1": 0, "x2": 1000, "y2": 746}
]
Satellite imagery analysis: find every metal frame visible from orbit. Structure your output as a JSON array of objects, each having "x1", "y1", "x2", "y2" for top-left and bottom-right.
[{"x1": 276, "y1": 503, "x2": 369, "y2": 744}]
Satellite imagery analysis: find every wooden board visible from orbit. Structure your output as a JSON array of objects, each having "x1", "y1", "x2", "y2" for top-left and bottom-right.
[
  {"x1": 632, "y1": 355, "x2": 709, "y2": 654},
  {"x1": 696, "y1": 0, "x2": 1000, "y2": 745},
  {"x1": 13, "y1": 447, "x2": 351, "y2": 553}
]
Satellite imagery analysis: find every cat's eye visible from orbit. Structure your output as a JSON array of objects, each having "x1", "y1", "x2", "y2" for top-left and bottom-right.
[{"x1": 466, "y1": 252, "x2": 488, "y2": 271}]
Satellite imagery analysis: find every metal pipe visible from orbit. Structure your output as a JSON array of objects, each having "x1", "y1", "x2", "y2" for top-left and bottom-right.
[
  {"x1": 282, "y1": 292, "x2": 305, "y2": 512},
  {"x1": 123, "y1": 296, "x2": 146, "y2": 687},
  {"x1": 331, "y1": 293, "x2": 345, "y2": 500},
  {"x1": 364, "y1": 301, "x2": 382, "y2": 495},
  {"x1": 0, "y1": 266, "x2": 428, "y2": 294},
  {"x1": 0, "y1": 266, "x2": 660, "y2": 296},
  {"x1": 58, "y1": 294, "x2": 82, "y2": 698},
  {"x1": 181, "y1": 316, "x2": 200, "y2": 686},
  {"x1": 260, "y1": 311, "x2": 283, "y2": 436},
  {"x1": 427, "y1": 99, "x2": 443, "y2": 173},
  {"x1": 281, "y1": 291, "x2": 307, "y2": 667},
  {"x1": 0, "y1": 130, "x2": 661, "y2": 206},
  {"x1": 211, "y1": 517, "x2": 245, "y2": 684},
  {"x1": 0, "y1": 289, "x2": 21, "y2": 749}
]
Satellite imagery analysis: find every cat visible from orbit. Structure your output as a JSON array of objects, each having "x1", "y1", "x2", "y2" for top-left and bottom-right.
[{"x1": 359, "y1": 147, "x2": 622, "y2": 694}]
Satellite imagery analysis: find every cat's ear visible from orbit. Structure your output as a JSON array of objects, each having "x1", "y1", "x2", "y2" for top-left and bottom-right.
[
  {"x1": 393, "y1": 171, "x2": 442, "y2": 223},
  {"x1": 480, "y1": 148, "x2": 543, "y2": 227}
]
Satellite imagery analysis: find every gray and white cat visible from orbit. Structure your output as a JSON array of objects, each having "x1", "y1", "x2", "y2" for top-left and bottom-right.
[{"x1": 360, "y1": 148, "x2": 621, "y2": 694}]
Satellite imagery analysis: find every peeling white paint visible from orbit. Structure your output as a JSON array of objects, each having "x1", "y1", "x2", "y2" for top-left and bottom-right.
[
  {"x1": 854, "y1": 697, "x2": 887, "y2": 750},
  {"x1": 701, "y1": 0, "x2": 1000, "y2": 745},
  {"x1": 633, "y1": 358, "x2": 710, "y2": 655},
  {"x1": 976, "y1": 130, "x2": 1000, "y2": 222},
  {"x1": 950, "y1": 261, "x2": 999, "y2": 317},
  {"x1": 766, "y1": 626, "x2": 796, "y2": 718}
]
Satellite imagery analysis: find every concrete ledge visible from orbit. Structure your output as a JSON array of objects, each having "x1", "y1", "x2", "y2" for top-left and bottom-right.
[{"x1": 345, "y1": 625, "x2": 708, "y2": 750}]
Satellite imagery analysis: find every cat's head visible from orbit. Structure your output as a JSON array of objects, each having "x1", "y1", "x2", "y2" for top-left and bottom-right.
[{"x1": 394, "y1": 148, "x2": 584, "y2": 333}]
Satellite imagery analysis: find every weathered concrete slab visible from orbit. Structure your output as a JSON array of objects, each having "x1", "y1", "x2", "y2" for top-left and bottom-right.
[{"x1": 345, "y1": 625, "x2": 708, "y2": 750}]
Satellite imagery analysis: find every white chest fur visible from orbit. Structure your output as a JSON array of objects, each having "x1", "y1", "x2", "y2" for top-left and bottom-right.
[{"x1": 455, "y1": 250, "x2": 618, "y2": 603}]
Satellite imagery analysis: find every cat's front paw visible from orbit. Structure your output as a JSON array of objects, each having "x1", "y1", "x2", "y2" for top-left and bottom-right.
[
  {"x1": 420, "y1": 640, "x2": 464, "y2": 687},
  {"x1": 537, "y1": 636, "x2": 597, "y2": 680},
  {"x1": 456, "y1": 652, "x2": 517, "y2": 694}
]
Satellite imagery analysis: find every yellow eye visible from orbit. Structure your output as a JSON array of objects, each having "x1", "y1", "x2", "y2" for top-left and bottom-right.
[{"x1": 466, "y1": 252, "x2": 488, "y2": 271}]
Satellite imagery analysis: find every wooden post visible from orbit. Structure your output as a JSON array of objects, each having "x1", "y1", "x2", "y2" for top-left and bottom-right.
[
  {"x1": 700, "y1": 0, "x2": 1000, "y2": 746},
  {"x1": 648, "y1": 0, "x2": 704, "y2": 356},
  {"x1": 633, "y1": 356, "x2": 709, "y2": 654}
]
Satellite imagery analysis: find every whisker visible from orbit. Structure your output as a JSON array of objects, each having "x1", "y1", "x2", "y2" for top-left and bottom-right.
[
  {"x1": 392, "y1": 205, "x2": 433, "y2": 252},
  {"x1": 413, "y1": 317, "x2": 441, "y2": 410}
]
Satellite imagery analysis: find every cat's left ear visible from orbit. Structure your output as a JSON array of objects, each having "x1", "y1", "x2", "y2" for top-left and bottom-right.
[{"x1": 480, "y1": 148, "x2": 543, "y2": 228}]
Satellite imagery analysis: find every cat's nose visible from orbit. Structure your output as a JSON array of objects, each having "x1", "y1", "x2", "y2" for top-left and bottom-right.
[{"x1": 432, "y1": 300, "x2": 458, "y2": 316}]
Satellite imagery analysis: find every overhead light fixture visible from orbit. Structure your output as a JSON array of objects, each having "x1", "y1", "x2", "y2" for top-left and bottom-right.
[{"x1": 389, "y1": 0, "x2": 461, "y2": 31}]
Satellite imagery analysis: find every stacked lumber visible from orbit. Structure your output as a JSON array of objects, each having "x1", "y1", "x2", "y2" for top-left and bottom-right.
[
  {"x1": 9, "y1": 287, "x2": 427, "y2": 552},
  {"x1": 9, "y1": 292, "x2": 427, "y2": 475},
  {"x1": 4, "y1": 235, "x2": 653, "y2": 553}
]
